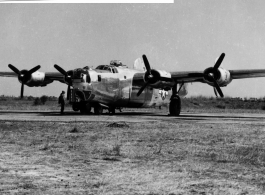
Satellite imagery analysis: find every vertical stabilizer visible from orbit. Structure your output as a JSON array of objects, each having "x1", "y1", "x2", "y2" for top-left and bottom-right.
[{"x1": 133, "y1": 58, "x2": 146, "y2": 72}]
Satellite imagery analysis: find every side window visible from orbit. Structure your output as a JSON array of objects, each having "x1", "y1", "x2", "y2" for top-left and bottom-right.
[
  {"x1": 113, "y1": 67, "x2": 118, "y2": 73},
  {"x1": 98, "y1": 75, "x2": 101, "y2": 82},
  {"x1": 86, "y1": 74, "x2": 91, "y2": 83}
]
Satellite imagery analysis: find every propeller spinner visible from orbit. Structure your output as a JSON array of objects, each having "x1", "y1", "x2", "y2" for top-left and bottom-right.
[{"x1": 8, "y1": 64, "x2": 41, "y2": 98}]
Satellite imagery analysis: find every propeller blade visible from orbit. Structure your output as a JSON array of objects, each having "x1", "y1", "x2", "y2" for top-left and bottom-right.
[
  {"x1": 20, "y1": 83, "x2": 24, "y2": 98},
  {"x1": 54, "y1": 64, "x2": 67, "y2": 76},
  {"x1": 67, "y1": 85, "x2": 70, "y2": 100},
  {"x1": 213, "y1": 53, "x2": 225, "y2": 71},
  {"x1": 137, "y1": 81, "x2": 150, "y2": 97},
  {"x1": 142, "y1": 55, "x2": 151, "y2": 74},
  {"x1": 212, "y1": 79, "x2": 224, "y2": 97},
  {"x1": 208, "y1": 73, "x2": 224, "y2": 97},
  {"x1": 213, "y1": 87, "x2": 218, "y2": 97},
  {"x1": 28, "y1": 65, "x2": 41, "y2": 75},
  {"x1": 54, "y1": 64, "x2": 72, "y2": 87},
  {"x1": 8, "y1": 64, "x2": 20, "y2": 75}
]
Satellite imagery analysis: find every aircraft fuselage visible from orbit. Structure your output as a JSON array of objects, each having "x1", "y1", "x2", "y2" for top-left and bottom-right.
[{"x1": 70, "y1": 65, "x2": 187, "y2": 109}]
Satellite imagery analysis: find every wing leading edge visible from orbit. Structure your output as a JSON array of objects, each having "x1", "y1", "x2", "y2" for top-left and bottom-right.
[
  {"x1": 229, "y1": 69, "x2": 265, "y2": 79},
  {"x1": 0, "y1": 71, "x2": 64, "y2": 80},
  {"x1": 170, "y1": 71, "x2": 204, "y2": 83},
  {"x1": 170, "y1": 69, "x2": 265, "y2": 83},
  {"x1": 0, "y1": 72, "x2": 17, "y2": 77},
  {"x1": 44, "y1": 72, "x2": 65, "y2": 82}
]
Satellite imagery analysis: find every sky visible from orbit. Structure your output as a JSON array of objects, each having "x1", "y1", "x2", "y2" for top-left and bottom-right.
[{"x1": 1, "y1": 1, "x2": 265, "y2": 98}]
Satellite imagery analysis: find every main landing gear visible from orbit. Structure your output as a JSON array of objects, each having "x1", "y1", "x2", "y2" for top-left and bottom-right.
[
  {"x1": 169, "y1": 95, "x2": 181, "y2": 116},
  {"x1": 94, "y1": 104, "x2": 103, "y2": 115},
  {"x1": 79, "y1": 102, "x2": 91, "y2": 114},
  {"x1": 108, "y1": 107, "x2": 116, "y2": 115},
  {"x1": 169, "y1": 83, "x2": 183, "y2": 116},
  {"x1": 73, "y1": 101, "x2": 104, "y2": 115}
]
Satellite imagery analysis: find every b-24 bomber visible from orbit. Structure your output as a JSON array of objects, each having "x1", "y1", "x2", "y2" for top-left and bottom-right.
[{"x1": 1, "y1": 53, "x2": 265, "y2": 116}]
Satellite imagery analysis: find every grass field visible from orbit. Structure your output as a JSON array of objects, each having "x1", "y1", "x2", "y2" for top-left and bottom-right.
[
  {"x1": 0, "y1": 97, "x2": 265, "y2": 194},
  {"x1": 1, "y1": 95, "x2": 265, "y2": 113}
]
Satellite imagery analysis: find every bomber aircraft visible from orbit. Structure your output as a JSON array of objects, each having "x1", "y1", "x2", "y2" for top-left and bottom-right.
[{"x1": 1, "y1": 53, "x2": 265, "y2": 116}]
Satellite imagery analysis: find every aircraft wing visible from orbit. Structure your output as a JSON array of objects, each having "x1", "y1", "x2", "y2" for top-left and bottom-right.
[
  {"x1": 170, "y1": 71, "x2": 204, "y2": 83},
  {"x1": 0, "y1": 71, "x2": 65, "y2": 82},
  {"x1": 0, "y1": 72, "x2": 18, "y2": 77},
  {"x1": 170, "y1": 69, "x2": 265, "y2": 83},
  {"x1": 229, "y1": 69, "x2": 265, "y2": 79},
  {"x1": 44, "y1": 72, "x2": 65, "y2": 82}
]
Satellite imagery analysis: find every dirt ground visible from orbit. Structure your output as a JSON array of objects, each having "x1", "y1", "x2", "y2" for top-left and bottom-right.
[{"x1": 0, "y1": 109, "x2": 265, "y2": 194}]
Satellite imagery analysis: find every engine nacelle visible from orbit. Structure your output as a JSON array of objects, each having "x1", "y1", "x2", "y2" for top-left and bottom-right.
[
  {"x1": 18, "y1": 71, "x2": 49, "y2": 87},
  {"x1": 145, "y1": 69, "x2": 175, "y2": 89},
  {"x1": 204, "y1": 67, "x2": 232, "y2": 87},
  {"x1": 217, "y1": 68, "x2": 232, "y2": 86}
]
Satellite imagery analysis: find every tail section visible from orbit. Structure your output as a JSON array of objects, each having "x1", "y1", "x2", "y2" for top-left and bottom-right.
[{"x1": 133, "y1": 58, "x2": 146, "y2": 72}]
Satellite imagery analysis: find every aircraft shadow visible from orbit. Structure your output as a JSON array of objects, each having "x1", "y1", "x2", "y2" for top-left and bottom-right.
[{"x1": 0, "y1": 110, "x2": 263, "y2": 120}]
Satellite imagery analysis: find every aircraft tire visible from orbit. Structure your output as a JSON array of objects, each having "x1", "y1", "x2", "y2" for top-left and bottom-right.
[
  {"x1": 169, "y1": 95, "x2": 181, "y2": 116},
  {"x1": 72, "y1": 103, "x2": 80, "y2": 112},
  {"x1": 80, "y1": 105, "x2": 86, "y2": 114},
  {"x1": 84, "y1": 103, "x2": 92, "y2": 114},
  {"x1": 94, "y1": 104, "x2": 103, "y2": 115},
  {"x1": 109, "y1": 107, "x2": 115, "y2": 115},
  {"x1": 80, "y1": 102, "x2": 91, "y2": 114}
]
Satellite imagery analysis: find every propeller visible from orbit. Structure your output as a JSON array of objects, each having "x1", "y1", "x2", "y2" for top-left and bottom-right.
[
  {"x1": 136, "y1": 54, "x2": 175, "y2": 97},
  {"x1": 8, "y1": 64, "x2": 41, "y2": 98},
  {"x1": 204, "y1": 53, "x2": 225, "y2": 98},
  {"x1": 136, "y1": 55, "x2": 156, "y2": 96},
  {"x1": 54, "y1": 64, "x2": 72, "y2": 100},
  {"x1": 136, "y1": 53, "x2": 226, "y2": 98}
]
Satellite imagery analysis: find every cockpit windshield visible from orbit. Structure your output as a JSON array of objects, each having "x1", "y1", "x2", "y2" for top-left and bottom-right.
[
  {"x1": 73, "y1": 68, "x2": 87, "y2": 79},
  {"x1": 72, "y1": 68, "x2": 91, "y2": 83}
]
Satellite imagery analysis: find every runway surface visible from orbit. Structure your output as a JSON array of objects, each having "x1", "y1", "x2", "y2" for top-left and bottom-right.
[{"x1": 0, "y1": 110, "x2": 264, "y2": 124}]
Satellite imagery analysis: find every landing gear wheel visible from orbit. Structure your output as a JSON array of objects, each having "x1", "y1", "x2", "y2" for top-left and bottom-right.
[
  {"x1": 85, "y1": 103, "x2": 92, "y2": 114},
  {"x1": 72, "y1": 103, "x2": 80, "y2": 112},
  {"x1": 80, "y1": 102, "x2": 91, "y2": 114},
  {"x1": 169, "y1": 95, "x2": 181, "y2": 116},
  {"x1": 94, "y1": 104, "x2": 103, "y2": 115},
  {"x1": 80, "y1": 104, "x2": 86, "y2": 114},
  {"x1": 109, "y1": 107, "x2": 115, "y2": 115}
]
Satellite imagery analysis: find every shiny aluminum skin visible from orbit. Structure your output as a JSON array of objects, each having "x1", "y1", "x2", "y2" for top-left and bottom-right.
[{"x1": 71, "y1": 64, "x2": 188, "y2": 108}]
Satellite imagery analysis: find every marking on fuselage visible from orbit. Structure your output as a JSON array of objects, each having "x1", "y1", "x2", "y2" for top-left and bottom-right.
[{"x1": 158, "y1": 89, "x2": 168, "y2": 100}]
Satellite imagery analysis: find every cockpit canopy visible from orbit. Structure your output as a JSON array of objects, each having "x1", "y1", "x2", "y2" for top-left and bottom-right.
[
  {"x1": 95, "y1": 65, "x2": 118, "y2": 73},
  {"x1": 95, "y1": 60, "x2": 128, "y2": 73}
]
